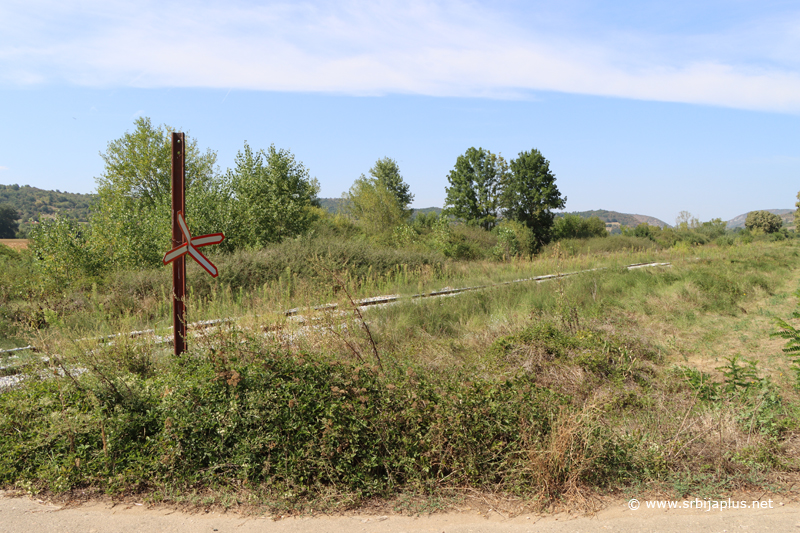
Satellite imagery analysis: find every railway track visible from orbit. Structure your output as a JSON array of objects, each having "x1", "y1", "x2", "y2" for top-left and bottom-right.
[{"x1": 0, "y1": 261, "x2": 671, "y2": 388}]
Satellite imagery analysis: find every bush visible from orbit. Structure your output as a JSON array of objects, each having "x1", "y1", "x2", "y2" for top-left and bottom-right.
[
  {"x1": 0, "y1": 325, "x2": 650, "y2": 498},
  {"x1": 549, "y1": 235, "x2": 656, "y2": 256},
  {"x1": 0, "y1": 242, "x2": 19, "y2": 261},
  {"x1": 553, "y1": 215, "x2": 607, "y2": 241},
  {"x1": 0, "y1": 247, "x2": 46, "y2": 342},
  {"x1": 696, "y1": 218, "x2": 727, "y2": 239},
  {"x1": 212, "y1": 238, "x2": 445, "y2": 291},
  {"x1": 344, "y1": 175, "x2": 407, "y2": 238},
  {"x1": 631, "y1": 223, "x2": 656, "y2": 240},
  {"x1": 745, "y1": 211, "x2": 783, "y2": 234},
  {"x1": 29, "y1": 216, "x2": 105, "y2": 286},
  {"x1": 677, "y1": 231, "x2": 708, "y2": 246},
  {"x1": 491, "y1": 220, "x2": 534, "y2": 259}
]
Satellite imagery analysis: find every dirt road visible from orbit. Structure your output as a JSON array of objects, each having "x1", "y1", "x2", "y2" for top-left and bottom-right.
[{"x1": 2, "y1": 492, "x2": 799, "y2": 533}]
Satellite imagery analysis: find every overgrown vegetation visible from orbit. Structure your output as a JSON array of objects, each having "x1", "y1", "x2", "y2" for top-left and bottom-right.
[
  {"x1": 2, "y1": 238, "x2": 800, "y2": 511},
  {"x1": 746, "y1": 210, "x2": 784, "y2": 234},
  {"x1": 2, "y1": 120, "x2": 800, "y2": 512}
]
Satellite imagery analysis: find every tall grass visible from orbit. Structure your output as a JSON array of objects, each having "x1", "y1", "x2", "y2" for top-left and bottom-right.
[
  {"x1": 3, "y1": 234, "x2": 675, "y2": 346},
  {"x1": 1, "y1": 239, "x2": 799, "y2": 509}
]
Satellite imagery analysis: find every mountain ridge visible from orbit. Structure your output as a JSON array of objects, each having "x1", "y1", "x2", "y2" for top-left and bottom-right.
[
  {"x1": 726, "y1": 209, "x2": 793, "y2": 229},
  {"x1": 2, "y1": 185, "x2": 794, "y2": 237}
]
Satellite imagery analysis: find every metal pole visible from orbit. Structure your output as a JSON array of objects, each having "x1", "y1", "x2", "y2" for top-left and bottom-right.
[{"x1": 171, "y1": 132, "x2": 187, "y2": 355}]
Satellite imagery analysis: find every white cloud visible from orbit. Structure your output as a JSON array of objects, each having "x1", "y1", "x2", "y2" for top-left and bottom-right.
[
  {"x1": 0, "y1": 166, "x2": 8, "y2": 171},
  {"x1": 2, "y1": 0, "x2": 800, "y2": 112}
]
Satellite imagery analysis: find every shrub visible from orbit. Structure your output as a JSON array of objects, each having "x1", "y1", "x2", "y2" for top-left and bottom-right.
[
  {"x1": 29, "y1": 216, "x2": 105, "y2": 286},
  {"x1": 553, "y1": 215, "x2": 607, "y2": 240},
  {"x1": 0, "y1": 340, "x2": 642, "y2": 498},
  {"x1": 774, "y1": 290, "x2": 800, "y2": 389},
  {"x1": 745, "y1": 211, "x2": 783, "y2": 234},
  {"x1": 491, "y1": 220, "x2": 534, "y2": 259},
  {"x1": 549, "y1": 235, "x2": 656, "y2": 256}
]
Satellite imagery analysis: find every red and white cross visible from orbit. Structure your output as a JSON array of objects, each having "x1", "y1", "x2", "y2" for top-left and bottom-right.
[{"x1": 162, "y1": 211, "x2": 225, "y2": 277}]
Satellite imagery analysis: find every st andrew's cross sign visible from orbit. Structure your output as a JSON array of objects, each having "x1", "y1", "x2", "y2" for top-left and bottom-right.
[
  {"x1": 165, "y1": 132, "x2": 225, "y2": 355},
  {"x1": 162, "y1": 211, "x2": 225, "y2": 277}
]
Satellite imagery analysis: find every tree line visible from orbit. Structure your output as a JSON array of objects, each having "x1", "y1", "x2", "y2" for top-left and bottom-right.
[
  {"x1": 19, "y1": 117, "x2": 795, "y2": 283},
  {"x1": 30, "y1": 118, "x2": 323, "y2": 279},
  {"x1": 24, "y1": 118, "x2": 573, "y2": 280},
  {"x1": 0, "y1": 185, "x2": 94, "y2": 238}
]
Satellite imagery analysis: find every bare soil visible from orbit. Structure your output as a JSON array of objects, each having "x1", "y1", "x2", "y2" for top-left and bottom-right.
[{"x1": 2, "y1": 491, "x2": 800, "y2": 533}]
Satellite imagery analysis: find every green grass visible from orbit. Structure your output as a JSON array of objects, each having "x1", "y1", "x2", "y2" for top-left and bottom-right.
[
  {"x1": 2, "y1": 234, "x2": 672, "y2": 347},
  {"x1": 1, "y1": 238, "x2": 800, "y2": 510}
]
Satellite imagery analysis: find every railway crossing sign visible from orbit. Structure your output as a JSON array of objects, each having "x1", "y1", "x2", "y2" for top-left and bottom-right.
[
  {"x1": 166, "y1": 132, "x2": 225, "y2": 355},
  {"x1": 162, "y1": 211, "x2": 225, "y2": 277}
]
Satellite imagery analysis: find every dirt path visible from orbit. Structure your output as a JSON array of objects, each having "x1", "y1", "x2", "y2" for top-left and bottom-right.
[{"x1": 3, "y1": 493, "x2": 799, "y2": 533}]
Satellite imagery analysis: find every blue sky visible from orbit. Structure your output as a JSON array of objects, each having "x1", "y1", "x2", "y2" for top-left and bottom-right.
[{"x1": 1, "y1": 0, "x2": 798, "y2": 224}]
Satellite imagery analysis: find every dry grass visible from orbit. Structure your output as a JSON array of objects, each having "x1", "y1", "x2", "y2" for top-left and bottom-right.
[
  {"x1": 4, "y1": 239, "x2": 800, "y2": 509},
  {"x1": 0, "y1": 239, "x2": 27, "y2": 250}
]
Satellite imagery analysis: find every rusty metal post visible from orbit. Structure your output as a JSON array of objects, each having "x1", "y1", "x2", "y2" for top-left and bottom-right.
[{"x1": 171, "y1": 132, "x2": 187, "y2": 355}]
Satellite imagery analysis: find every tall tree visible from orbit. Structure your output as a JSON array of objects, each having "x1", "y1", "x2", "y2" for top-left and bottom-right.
[
  {"x1": 794, "y1": 191, "x2": 800, "y2": 229},
  {"x1": 552, "y1": 214, "x2": 607, "y2": 240},
  {"x1": 444, "y1": 147, "x2": 505, "y2": 231},
  {"x1": 345, "y1": 175, "x2": 407, "y2": 235},
  {"x1": 501, "y1": 149, "x2": 566, "y2": 250},
  {"x1": 675, "y1": 211, "x2": 699, "y2": 230},
  {"x1": 0, "y1": 204, "x2": 19, "y2": 238},
  {"x1": 745, "y1": 210, "x2": 782, "y2": 234},
  {"x1": 226, "y1": 143, "x2": 320, "y2": 248},
  {"x1": 90, "y1": 117, "x2": 220, "y2": 268},
  {"x1": 368, "y1": 157, "x2": 413, "y2": 214}
]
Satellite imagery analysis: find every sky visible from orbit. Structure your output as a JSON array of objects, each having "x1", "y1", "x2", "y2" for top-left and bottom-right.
[{"x1": 1, "y1": 0, "x2": 798, "y2": 225}]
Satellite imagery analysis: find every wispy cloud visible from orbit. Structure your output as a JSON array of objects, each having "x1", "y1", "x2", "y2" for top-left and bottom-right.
[
  {"x1": 2, "y1": 0, "x2": 800, "y2": 112},
  {"x1": 0, "y1": 166, "x2": 8, "y2": 172}
]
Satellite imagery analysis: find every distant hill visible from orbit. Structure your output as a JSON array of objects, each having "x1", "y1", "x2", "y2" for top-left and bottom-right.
[
  {"x1": 0, "y1": 184, "x2": 96, "y2": 237},
  {"x1": 557, "y1": 209, "x2": 670, "y2": 228},
  {"x1": 318, "y1": 197, "x2": 348, "y2": 214},
  {"x1": 318, "y1": 198, "x2": 442, "y2": 218},
  {"x1": 412, "y1": 207, "x2": 443, "y2": 218},
  {"x1": 319, "y1": 201, "x2": 666, "y2": 227},
  {"x1": 726, "y1": 209, "x2": 794, "y2": 229}
]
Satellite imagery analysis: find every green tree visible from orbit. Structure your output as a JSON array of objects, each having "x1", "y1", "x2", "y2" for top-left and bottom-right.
[
  {"x1": 745, "y1": 210, "x2": 783, "y2": 234},
  {"x1": 794, "y1": 191, "x2": 800, "y2": 229},
  {"x1": 492, "y1": 219, "x2": 534, "y2": 259},
  {"x1": 501, "y1": 149, "x2": 566, "y2": 250},
  {"x1": 89, "y1": 117, "x2": 220, "y2": 268},
  {"x1": 344, "y1": 175, "x2": 407, "y2": 236},
  {"x1": 444, "y1": 147, "x2": 505, "y2": 231},
  {"x1": 0, "y1": 204, "x2": 19, "y2": 238},
  {"x1": 631, "y1": 222, "x2": 657, "y2": 240},
  {"x1": 552, "y1": 214, "x2": 607, "y2": 240},
  {"x1": 225, "y1": 143, "x2": 320, "y2": 249},
  {"x1": 675, "y1": 211, "x2": 699, "y2": 230},
  {"x1": 29, "y1": 217, "x2": 103, "y2": 285},
  {"x1": 369, "y1": 157, "x2": 413, "y2": 214},
  {"x1": 697, "y1": 218, "x2": 727, "y2": 239}
]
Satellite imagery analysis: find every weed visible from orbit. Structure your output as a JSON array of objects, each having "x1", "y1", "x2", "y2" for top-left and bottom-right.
[
  {"x1": 718, "y1": 355, "x2": 759, "y2": 393},
  {"x1": 2, "y1": 238, "x2": 800, "y2": 507},
  {"x1": 773, "y1": 288, "x2": 800, "y2": 389}
]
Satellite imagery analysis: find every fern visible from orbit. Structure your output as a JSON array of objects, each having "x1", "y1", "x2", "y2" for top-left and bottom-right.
[{"x1": 772, "y1": 289, "x2": 800, "y2": 388}]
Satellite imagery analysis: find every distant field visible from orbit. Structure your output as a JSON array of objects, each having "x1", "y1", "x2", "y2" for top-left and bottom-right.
[{"x1": 0, "y1": 239, "x2": 28, "y2": 250}]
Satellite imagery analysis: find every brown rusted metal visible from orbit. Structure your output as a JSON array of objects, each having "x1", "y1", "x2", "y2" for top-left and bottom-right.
[{"x1": 171, "y1": 132, "x2": 187, "y2": 355}]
